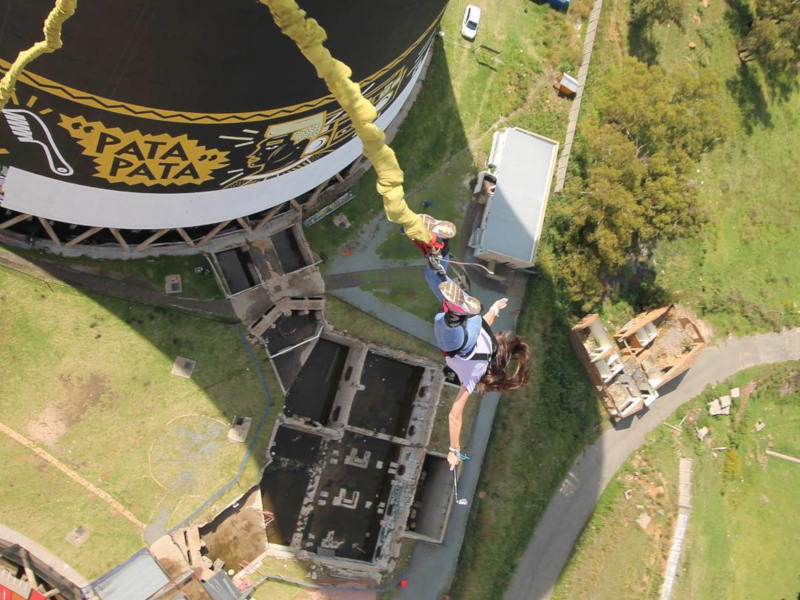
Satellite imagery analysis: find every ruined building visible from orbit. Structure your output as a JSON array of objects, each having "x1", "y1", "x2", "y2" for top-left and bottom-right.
[{"x1": 570, "y1": 306, "x2": 705, "y2": 421}]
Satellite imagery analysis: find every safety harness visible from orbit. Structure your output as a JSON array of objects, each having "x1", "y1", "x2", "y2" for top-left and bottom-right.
[{"x1": 444, "y1": 317, "x2": 497, "y2": 362}]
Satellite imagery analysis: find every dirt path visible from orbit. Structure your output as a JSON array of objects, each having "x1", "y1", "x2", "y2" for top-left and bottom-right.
[{"x1": 0, "y1": 420, "x2": 145, "y2": 529}]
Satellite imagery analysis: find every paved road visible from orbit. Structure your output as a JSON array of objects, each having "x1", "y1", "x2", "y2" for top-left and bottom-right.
[{"x1": 505, "y1": 328, "x2": 800, "y2": 600}]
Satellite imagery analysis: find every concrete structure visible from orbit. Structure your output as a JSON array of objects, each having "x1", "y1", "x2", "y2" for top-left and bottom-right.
[
  {"x1": 203, "y1": 322, "x2": 450, "y2": 581},
  {"x1": 0, "y1": 524, "x2": 88, "y2": 600},
  {"x1": 570, "y1": 306, "x2": 705, "y2": 421},
  {"x1": 91, "y1": 550, "x2": 170, "y2": 600},
  {"x1": 660, "y1": 458, "x2": 692, "y2": 600},
  {"x1": 469, "y1": 127, "x2": 558, "y2": 269}
]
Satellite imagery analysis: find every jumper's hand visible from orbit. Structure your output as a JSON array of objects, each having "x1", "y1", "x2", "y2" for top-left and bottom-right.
[
  {"x1": 490, "y1": 298, "x2": 508, "y2": 316},
  {"x1": 447, "y1": 450, "x2": 461, "y2": 470}
]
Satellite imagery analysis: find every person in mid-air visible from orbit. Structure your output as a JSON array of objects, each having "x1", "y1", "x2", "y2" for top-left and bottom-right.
[{"x1": 417, "y1": 215, "x2": 531, "y2": 470}]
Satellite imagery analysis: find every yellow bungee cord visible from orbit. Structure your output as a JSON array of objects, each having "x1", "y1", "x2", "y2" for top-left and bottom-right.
[
  {"x1": 0, "y1": 0, "x2": 77, "y2": 110},
  {"x1": 259, "y1": 0, "x2": 433, "y2": 244}
]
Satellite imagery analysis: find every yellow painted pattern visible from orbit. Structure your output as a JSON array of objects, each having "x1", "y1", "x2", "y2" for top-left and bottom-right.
[
  {"x1": 260, "y1": 0, "x2": 431, "y2": 243},
  {"x1": 60, "y1": 114, "x2": 229, "y2": 186},
  {"x1": 0, "y1": 11, "x2": 441, "y2": 125},
  {"x1": 0, "y1": 0, "x2": 77, "y2": 110}
]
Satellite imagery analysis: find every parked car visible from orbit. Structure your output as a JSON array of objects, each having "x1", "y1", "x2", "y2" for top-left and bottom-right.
[{"x1": 461, "y1": 4, "x2": 481, "y2": 40}]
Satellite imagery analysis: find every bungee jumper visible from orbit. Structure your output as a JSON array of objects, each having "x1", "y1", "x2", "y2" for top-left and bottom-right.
[
  {"x1": 4, "y1": 0, "x2": 534, "y2": 489},
  {"x1": 260, "y1": 1, "x2": 532, "y2": 472},
  {"x1": 417, "y1": 216, "x2": 531, "y2": 470}
]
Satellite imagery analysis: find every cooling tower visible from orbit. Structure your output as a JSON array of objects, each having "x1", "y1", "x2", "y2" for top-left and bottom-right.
[{"x1": 0, "y1": 0, "x2": 446, "y2": 251}]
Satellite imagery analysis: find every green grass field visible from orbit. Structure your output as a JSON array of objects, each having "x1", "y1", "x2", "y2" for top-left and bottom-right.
[
  {"x1": 552, "y1": 362, "x2": 800, "y2": 600},
  {"x1": 581, "y1": 0, "x2": 800, "y2": 335},
  {"x1": 653, "y1": 92, "x2": 800, "y2": 334},
  {"x1": 324, "y1": 294, "x2": 440, "y2": 361},
  {"x1": 0, "y1": 265, "x2": 280, "y2": 577}
]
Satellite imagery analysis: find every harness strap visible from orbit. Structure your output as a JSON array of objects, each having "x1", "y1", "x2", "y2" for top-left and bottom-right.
[
  {"x1": 444, "y1": 318, "x2": 498, "y2": 361},
  {"x1": 445, "y1": 320, "x2": 470, "y2": 358}
]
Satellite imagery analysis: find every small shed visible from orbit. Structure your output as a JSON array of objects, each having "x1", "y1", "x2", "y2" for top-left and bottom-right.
[
  {"x1": 469, "y1": 127, "x2": 558, "y2": 269},
  {"x1": 554, "y1": 72, "x2": 579, "y2": 97}
]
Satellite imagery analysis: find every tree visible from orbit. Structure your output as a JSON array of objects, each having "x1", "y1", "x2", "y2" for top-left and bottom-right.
[
  {"x1": 630, "y1": 0, "x2": 684, "y2": 25},
  {"x1": 601, "y1": 58, "x2": 731, "y2": 161},
  {"x1": 549, "y1": 57, "x2": 730, "y2": 307},
  {"x1": 739, "y1": 0, "x2": 800, "y2": 74}
]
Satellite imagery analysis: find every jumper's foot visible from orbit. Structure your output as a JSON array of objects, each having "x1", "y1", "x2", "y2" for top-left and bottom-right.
[
  {"x1": 420, "y1": 214, "x2": 457, "y2": 240},
  {"x1": 439, "y1": 280, "x2": 481, "y2": 315}
]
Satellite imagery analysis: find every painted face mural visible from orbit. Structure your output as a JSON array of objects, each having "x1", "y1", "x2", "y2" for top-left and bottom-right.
[{"x1": 0, "y1": 0, "x2": 445, "y2": 228}]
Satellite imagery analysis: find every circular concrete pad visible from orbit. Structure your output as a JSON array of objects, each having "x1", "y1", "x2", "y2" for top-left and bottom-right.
[{"x1": 149, "y1": 415, "x2": 236, "y2": 494}]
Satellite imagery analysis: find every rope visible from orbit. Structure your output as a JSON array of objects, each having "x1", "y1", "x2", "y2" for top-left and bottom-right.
[
  {"x1": 259, "y1": 0, "x2": 432, "y2": 244},
  {"x1": 0, "y1": 0, "x2": 78, "y2": 110}
]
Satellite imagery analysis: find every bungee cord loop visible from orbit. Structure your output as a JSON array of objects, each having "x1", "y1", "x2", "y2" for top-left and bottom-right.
[
  {"x1": 0, "y1": 0, "x2": 78, "y2": 110},
  {"x1": 259, "y1": 0, "x2": 433, "y2": 244}
]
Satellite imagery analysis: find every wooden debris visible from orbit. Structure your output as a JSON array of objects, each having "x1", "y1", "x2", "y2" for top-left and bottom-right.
[
  {"x1": 755, "y1": 419, "x2": 765, "y2": 432},
  {"x1": 696, "y1": 426, "x2": 709, "y2": 441},
  {"x1": 766, "y1": 450, "x2": 800, "y2": 465}
]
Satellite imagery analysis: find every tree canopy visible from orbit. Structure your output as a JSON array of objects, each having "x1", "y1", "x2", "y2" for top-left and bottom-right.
[
  {"x1": 550, "y1": 57, "x2": 731, "y2": 308},
  {"x1": 739, "y1": 0, "x2": 800, "y2": 75}
]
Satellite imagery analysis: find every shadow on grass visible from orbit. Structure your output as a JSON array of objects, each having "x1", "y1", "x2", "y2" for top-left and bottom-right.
[
  {"x1": 726, "y1": 62, "x2": 773, "y2": 133},
  {"x1": 724, "y1": 0, "x2": 753, "y2": 39},
  {"x1": 724, "y1": 1, "x2": 798, "y2": 103},
  {"x1": 628, "y1": 16, "x2": 661, "y2": 65},
  {"x1": 615, "y1": 259, "x2": 674, "y2": 313},
  {"x1": 449, "y1": 270, "x2": 603, "y2": 600}
]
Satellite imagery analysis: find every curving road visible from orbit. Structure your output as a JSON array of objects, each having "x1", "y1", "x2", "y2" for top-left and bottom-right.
[{"x1": 505, "y1": 328, "x2": 800, "y2": 600}]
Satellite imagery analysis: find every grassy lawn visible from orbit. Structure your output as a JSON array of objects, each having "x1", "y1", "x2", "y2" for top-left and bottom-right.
[
  {"x1": 450, "y1": 274, "x2": 601, "y2": 600},
  {"x1": 0, "y1": 266, "x2": 281, "y2": 578},
  {"x1": 366, "y1": 281, "x2": 442, "y2": 326},
  {"x1": 246, "y1": 556, "x2": 314, "y2": 600},
  {"x1": 642, "y1": 0, "x2": 800, "y2": 335},
  {"x1": 428, "y1": 384, "x2": 480, "y2": 452},
  {"x1": 324, "y1": 294, "x2": 440, "y2": 361},
  {"x1": 4, "y1": 244, "x2": 223, "y2": 300},
  {"x1": 653, "y1": 91, "x2": 800, "y2": 334},
  {"x1": 579, "y1": 0, "x2": 800, "y2": 336},
  {"x1": 552, "y1": 361, "x2": 800, "y2": 600}
]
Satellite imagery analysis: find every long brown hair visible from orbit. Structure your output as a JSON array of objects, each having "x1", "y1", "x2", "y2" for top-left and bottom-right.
[{"x1": 478, "y1": 332, "x2": 531, "y2": 393}]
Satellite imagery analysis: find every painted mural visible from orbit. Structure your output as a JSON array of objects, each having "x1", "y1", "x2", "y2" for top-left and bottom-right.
[{"x1": 0, "y1": 1, "x2": 445, "y2": 198}]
